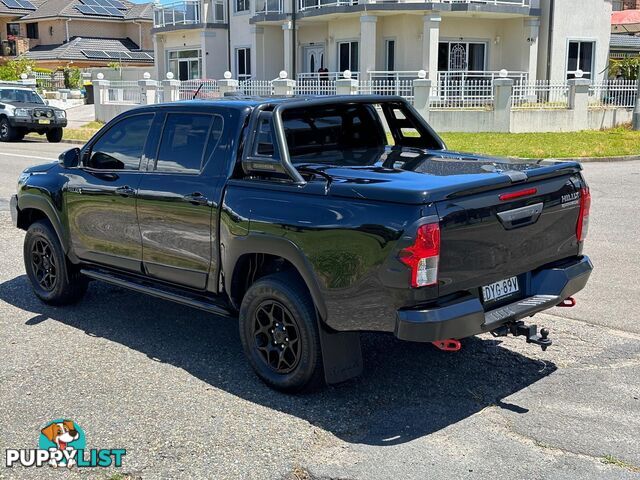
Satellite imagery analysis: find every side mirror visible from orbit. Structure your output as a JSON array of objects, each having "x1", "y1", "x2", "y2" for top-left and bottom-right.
[
  {"x1": 59, "y1": 148, "x2": 81, "y2": 168},
  {"x1": 44, "y1": 99, "x2": 50, "y2": 106}
]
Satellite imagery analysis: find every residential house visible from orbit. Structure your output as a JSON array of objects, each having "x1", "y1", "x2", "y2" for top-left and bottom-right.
[
  {"x1": 0, "y1": 0, "x2": 155, "y2": 69},
  {"x1": 151, "y1": 0, "x2": 612, "y2": 84}
]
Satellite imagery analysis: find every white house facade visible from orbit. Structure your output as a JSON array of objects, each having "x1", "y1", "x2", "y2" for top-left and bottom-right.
[{"x1": 151, "y1": 0, "x2": 612, "y2": 84}]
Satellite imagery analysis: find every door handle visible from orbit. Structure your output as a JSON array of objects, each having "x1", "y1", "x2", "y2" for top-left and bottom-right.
[
  {"x1": 115, "y1": 186, "x2": 135, "y2": 197},
  {"x1": 184, "y1": 192, "x2": 209, "y2": 206},
  {"x1": 497, "y1": 202, "x2": 544, "y2": 230}
]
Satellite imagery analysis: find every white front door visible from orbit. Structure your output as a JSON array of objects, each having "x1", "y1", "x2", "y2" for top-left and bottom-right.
[{"x1": 304, "y1": 46, "x2": 325, "y2": 73}]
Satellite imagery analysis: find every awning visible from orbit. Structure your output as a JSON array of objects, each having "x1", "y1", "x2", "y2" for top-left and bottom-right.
[{"x1": 612, "y1": 10, "x2": 640, "y2": 34}]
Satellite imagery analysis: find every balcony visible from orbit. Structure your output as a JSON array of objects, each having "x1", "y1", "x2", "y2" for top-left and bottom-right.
[
  {"x1": 255, "y1": 0, "x2": 284, "y2": 14},
  {"x1": 153, "y1": 0, "x2": 227, "y2": 29},
  {"x1": 154, "y1": 1, "x2": 201, "y2": 28},
  {"x1": 297, "y1": 0, "x2": 530, "y2": 13}
]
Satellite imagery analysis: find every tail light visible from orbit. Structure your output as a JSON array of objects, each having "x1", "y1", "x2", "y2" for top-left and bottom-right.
[
  {"x1": 399, "y1": 223, "x2": 440, "y2": 288},
  {"x1": 576, "y1": 186, "x2": 591, "y2": 242}
]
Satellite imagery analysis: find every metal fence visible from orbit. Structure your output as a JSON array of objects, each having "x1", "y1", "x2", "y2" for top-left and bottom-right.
[
  {"x1": 357, "y1": 80, "x2": 414, "y2": 101},
  {"x1": 179, "y1": 79, "x2": 220, "y2": 100},
  {"x1": 238, "y1": 80, "x2": 273, "y2": 96},
  {"x1": 512, "y1": 81, "x2": 569, "y2": 110},
  {"x1": 589, "y1": 80, "x2": 638, "y2": 109},
  {"x1": 294, "y1": 80, "x2": 337, "y2": 96},
  {"x1": 430, "y1": 80, "x2": 494, "y2": 110},
  {"x1": 106, "y1": 81, "x2": 141, "y2": 104}
]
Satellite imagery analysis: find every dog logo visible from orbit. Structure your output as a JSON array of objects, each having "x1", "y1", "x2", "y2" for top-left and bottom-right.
[
  {"x1": 5, "y1": 419, "x2": 125, "y2": 469},
  {"x1": 38, "y1": 419, "x2": 85, "y2": 467}
]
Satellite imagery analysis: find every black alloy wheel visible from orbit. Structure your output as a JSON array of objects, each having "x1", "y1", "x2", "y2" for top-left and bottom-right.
[{"x1": 252, "y1": 300, "x2": 302, "y2": 374}]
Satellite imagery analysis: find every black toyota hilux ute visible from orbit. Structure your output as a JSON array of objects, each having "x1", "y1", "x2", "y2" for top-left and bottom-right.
[{"x1": 10, "y1": 96, "x2": 593, "y2": 391}]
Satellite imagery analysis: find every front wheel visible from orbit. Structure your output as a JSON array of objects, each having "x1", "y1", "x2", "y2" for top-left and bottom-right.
[
  {"x1": 239, "y1": 273, "x2": 324, "y2": 392},
  {"x1": 24, "y1": 220, "x2": 88, "y2": 305},
  {"x1": 46, "y1": 128, "x2": 63, "y2": 143},
  {"x1": 0, "y1": 117, "x2": 17, "y2": 142}
]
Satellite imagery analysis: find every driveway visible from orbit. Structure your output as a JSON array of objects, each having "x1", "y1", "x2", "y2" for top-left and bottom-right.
[{"x1": 0, "y1": 142, "x2": 638, "y2": 479}]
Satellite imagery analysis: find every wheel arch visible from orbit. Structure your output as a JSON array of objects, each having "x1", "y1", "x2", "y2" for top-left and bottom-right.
[
  {"x1": 223, "y1": 234, "x2": 328, "y2": 321},
  {"x1": 17, "y1": 194, "x2": 69, "y2": 254}
]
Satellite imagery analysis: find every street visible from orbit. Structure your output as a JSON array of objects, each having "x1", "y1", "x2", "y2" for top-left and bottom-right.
[{"x1": 0, "y1": 141, "x2": 639, "y2": 479}]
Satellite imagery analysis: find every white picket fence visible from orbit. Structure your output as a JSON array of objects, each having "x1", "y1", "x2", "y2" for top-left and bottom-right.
[
  {"x1": 101, "y1": 77, "x2": 639, "y2": 113},
  {"x1": 512, "y1": 81, "x2": 569, "y2": 110},
  {"x1": 106, "y1": 81, "x2": 141, "y2": 104},
  {"x1": 589, "y1": 80, "x2": 638, "y2": 109}
]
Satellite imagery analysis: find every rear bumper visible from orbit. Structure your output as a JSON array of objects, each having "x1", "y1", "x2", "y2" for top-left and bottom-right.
[
  {"x1": 394, "y1": 256, "x2": 593, "y2": 343},
  {"x1": 10, "y1": 194, "x2": 18, "y2": 227}
]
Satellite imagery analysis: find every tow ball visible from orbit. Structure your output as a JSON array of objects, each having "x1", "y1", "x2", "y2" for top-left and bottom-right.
[{"x1": 491, "y1": 321, "x2": 552, "y2": 351}]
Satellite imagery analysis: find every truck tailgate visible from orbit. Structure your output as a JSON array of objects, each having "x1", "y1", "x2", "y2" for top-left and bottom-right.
[{"x1": 436, "y1": 173, "x2": 583, "y2": 297}]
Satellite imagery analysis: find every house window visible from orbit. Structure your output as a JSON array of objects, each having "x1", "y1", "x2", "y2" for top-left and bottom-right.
[
  {"x1": 6, "y1": 23, "x2": 20, "y2": 37},
  {"x1": 167, "y1": 49, "x2": 202, "y2": 81},
  {"x1": 437, "y1": 41, "x2": 486, "y2": 72},
  {"x1": 235, "y1": 0, "x2": 249, "y2": 12},
  {"x1": 236, "y1": 47, "x2": 251, "y2": 81},
  {"x1": 338, "y1": 41, "x2": 358, "y2": 72},
  {"x1": 567, "y1": 41, "x2": 595, "y2": 79},
  {"x1": 26, "y1": 23, "x2": 39, "y2": 40},
  {"x1": 385, "y1": 40, "x2": 395, "y2": 71}
]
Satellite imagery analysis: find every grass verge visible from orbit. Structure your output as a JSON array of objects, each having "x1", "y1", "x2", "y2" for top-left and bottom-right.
[{"x1": 440, "y1": 126, "x2": 640, "y2": 159}]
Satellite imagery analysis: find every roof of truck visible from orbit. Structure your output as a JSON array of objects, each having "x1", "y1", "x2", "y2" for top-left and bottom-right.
[{"x1": 166, "y1": 94, "x2": 407, "y2": 110}]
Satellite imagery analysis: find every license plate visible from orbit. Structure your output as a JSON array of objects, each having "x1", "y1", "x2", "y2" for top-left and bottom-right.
[
  {"x1": 482, "y1": 276, "x2": 520, "y2": 303},
  {"x1": 38, "y1": 119, "x2": 50, "y2": 125}
]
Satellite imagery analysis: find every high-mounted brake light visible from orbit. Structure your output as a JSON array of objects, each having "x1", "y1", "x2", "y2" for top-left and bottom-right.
[
  {"x1": 399, "y1": 223, "x2": 440, "y2": 288},
  {"x1": 499, "y1": 188, "x2": 538, "y2": 201},
  {"x1": 576, "y1": 186, "x2": 591, "y2": 242}
]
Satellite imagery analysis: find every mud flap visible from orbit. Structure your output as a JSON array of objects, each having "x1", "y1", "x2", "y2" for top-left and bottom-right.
[{"x1": 318, "y1": 321, "x2": 363, "y2": 385}]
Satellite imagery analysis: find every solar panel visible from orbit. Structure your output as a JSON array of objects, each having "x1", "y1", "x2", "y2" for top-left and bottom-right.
[
  {"x1": 106, "y1": 51, "x2": 131, "y2": 59},
  {"x1": 76, "y1": 3, "x2": 125, "y2": 17},
  {"x1": 81, "y1": 50, "x2": 110, "y2": 59},
  {"x1": 1, "y1": 0, "x2": 37, "y2": 10},
  {"x1": 81, "y1": 0, "x2": 127, "y2": 10},
  {"x1": 128, "y1": 52, "x2": 154, "y2": 61}
]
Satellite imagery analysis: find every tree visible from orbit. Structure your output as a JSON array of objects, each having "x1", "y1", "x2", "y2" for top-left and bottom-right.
[
  {"x1": 63, "y1": 66, "x2": 82, "y2": 89},
  {"x1": 609, "y1": 57, "x2": 640, "y2": 81},
  {"x1": 0, "y1": 56, "x2": 36, "y2": 81}
]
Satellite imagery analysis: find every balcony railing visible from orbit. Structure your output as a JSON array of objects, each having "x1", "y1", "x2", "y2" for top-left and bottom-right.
[
  {"x1": 154, "y1": 1, "x2": 200, "y2": 27},
  {"x1": 255, "y1": 0, "x2": 284, "y2": 14},
  {"x1": 297, "y1": 0, "x2": 529, "y2": 12}
]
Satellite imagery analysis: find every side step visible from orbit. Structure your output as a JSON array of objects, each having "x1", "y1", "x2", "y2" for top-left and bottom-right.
[{"x1": 81, "y1": 269, "x2": 232, "y2": 318}]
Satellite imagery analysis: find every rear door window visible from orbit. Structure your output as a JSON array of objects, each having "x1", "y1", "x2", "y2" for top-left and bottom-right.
[{"x1": 155, "y1": 113, "x2": 223, "y2": 174}]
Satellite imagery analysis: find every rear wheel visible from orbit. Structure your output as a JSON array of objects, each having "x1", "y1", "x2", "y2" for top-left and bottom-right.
[
  {"x1": 24, "y1": 220, "x2": 88, "y2": 305},
  {"x1": 0, "y1": 117, "x2": 17, "y2": 142},
  {"x1": 46, "y1": 128, "x2": 63, "y2": 143},
  {"x1": 239, "y1": 273, "x2": 324, "y2": 392}
]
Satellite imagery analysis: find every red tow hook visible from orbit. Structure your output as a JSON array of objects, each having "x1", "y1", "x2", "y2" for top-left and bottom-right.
[
  {"x1": 557, "y1": 297, "x2": 577, "y2": 307},
  {"x1": 431, "y1": 339, "x2": 462, "y2": 352}
]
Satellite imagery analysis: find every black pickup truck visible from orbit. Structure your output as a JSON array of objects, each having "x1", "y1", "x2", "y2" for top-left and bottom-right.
[{"x1": 10, "y1": 96, "x2": 593, "y2": 391}]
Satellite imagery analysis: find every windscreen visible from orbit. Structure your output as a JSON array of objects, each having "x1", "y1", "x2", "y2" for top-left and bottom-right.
[{"x1": 0, "y1": 88, "x2": 45, "y2": 104}]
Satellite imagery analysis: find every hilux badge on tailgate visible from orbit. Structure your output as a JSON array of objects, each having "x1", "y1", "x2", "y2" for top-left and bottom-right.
[{"x1": 561, "y1": 192, "x2": 580, "y2": 208}]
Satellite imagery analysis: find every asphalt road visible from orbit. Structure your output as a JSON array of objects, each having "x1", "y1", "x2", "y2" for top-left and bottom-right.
[{"x1": 0, "y1": 141, "x2": 639, "y2": 480}]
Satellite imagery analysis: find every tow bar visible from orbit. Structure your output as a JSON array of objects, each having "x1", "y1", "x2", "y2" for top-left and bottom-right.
[
  {"x1": 431, "y1": 339, "x2": 462, "y2": 352},
  {"x1": 491, "y1": 321, "x2": 552, "y2": 351}
]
